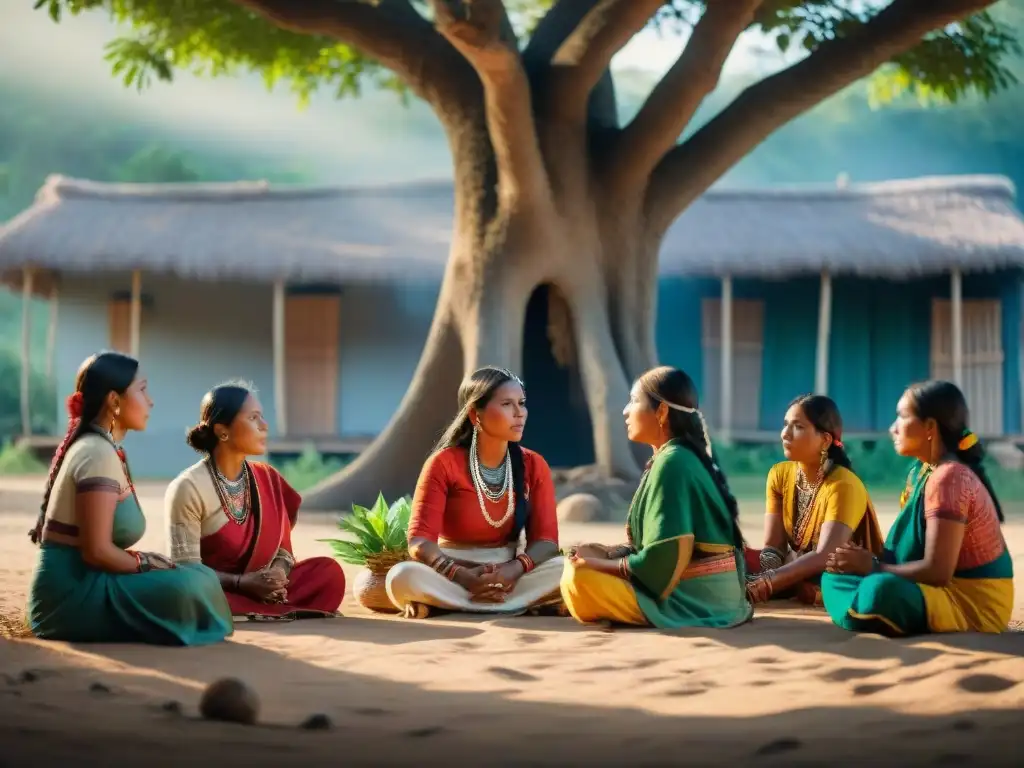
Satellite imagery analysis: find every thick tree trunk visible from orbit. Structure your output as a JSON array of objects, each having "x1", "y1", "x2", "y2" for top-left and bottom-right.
[{"x1": 302, "y1": 166, "x2": 644, "y2": 511}]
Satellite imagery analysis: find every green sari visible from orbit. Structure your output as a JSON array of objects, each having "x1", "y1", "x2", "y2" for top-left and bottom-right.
[
  {"x1": 625, "y1": 440, "x2": 753, "y2": 629},
  {"x1": 821, "y1": 461, "x2": 1014, "y2": 636}
]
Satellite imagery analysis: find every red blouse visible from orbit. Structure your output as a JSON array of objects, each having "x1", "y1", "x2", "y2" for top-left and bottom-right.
[{"x1": 407, "y1": 447, "x2": 559, "y2": 546}]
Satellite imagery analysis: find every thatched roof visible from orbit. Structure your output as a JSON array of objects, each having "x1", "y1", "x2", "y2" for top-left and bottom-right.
[{"x1": 2, "y1": 173, "x2": 1023, "y2": 291}]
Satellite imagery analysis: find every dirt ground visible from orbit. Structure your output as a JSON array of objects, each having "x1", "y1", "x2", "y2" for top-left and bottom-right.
[{"x1": 1, "y1": 476, "x2": 1022, "y2": 767}]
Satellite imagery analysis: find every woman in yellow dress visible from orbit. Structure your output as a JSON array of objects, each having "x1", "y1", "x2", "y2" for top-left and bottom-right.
[
  {"x1": 745, "y1": 395, "x2": 883, "y2": 606},
  {"x1": 823, "y1": 380, "x2": 1014, "y2": 635}
]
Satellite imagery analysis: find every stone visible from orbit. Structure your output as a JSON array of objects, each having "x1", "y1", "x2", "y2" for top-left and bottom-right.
[
  {"x1": 557, "y1": 493, "x2": 605, "y2": 523},
  {"x1": 299, "y1": 713, "x2": 333, "y2": 730},
  {"x1": 199, "y1": 678, "x2": 260, "y2": 725}
]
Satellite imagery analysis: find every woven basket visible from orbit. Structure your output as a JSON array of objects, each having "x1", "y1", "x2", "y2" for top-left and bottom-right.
[{"x1": 354, "y1": 551, "x2": 408, "y2": 613}]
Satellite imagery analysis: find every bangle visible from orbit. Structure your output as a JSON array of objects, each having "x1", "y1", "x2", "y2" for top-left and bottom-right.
[
  {"x1": 617, "y1": 557, "x2": 630, "y2": 579},
  {"x1": 447, "y1": 564, "x2": 462, "y2": 582},
  {"x1": 515, "y1": 553, "x2": 535, "y2": 573},
  {"x1": 132, "y1": 551, "x2": 143, "y2": 573}
]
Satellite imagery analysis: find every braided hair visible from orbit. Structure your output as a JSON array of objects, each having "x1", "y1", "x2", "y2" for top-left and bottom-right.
[
  {"x1": 29, "y1": 352, "x2": 139, "y2": 544},
  {"x1": 433, "y1": 366, "x2": 530, "y2": 538},
  {"x1": 638, "y1": 365, "x2": 745, "y2": 550}
]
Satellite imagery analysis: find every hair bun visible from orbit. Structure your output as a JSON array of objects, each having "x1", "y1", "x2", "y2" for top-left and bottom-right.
[{"x1": 185, "y1": 422, "x2": 218, "y2": 453}]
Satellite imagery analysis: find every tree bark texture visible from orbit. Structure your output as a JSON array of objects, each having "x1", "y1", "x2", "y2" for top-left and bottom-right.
[{"x1": 233, "y1": 0, "x2": 1000, "y2": 511}]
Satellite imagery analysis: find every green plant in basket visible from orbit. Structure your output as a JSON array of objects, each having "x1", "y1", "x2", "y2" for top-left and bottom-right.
[
  {"x1": 319, "y1": 494, "x2": 412, "y2": 613},
  {"x1": 320, "y1": 493, "x2": 412, "y2": 566}
]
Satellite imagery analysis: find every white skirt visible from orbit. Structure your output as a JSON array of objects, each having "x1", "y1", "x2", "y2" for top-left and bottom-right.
[{"x1": 385, "y1": 544, "x2": 564, "y2": 615}]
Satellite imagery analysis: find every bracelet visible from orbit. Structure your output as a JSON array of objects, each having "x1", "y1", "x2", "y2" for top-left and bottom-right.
[
  {"x1": 447, "y1": 564, "x2": 462, "y2": 582},
  {"x1": 515, "y1": 553, "x2": 535, "y2": 573},
  {"x1": 131, "y1": 551, "x2": 143, "y2": 573},
  {"x1": 617, "y1": 557, "x2": 630, "y2": 579}
]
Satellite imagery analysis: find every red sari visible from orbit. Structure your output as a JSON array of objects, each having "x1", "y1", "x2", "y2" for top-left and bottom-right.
[{"x1": 200, "y1": 462, "x2": 345, "y2": 618}]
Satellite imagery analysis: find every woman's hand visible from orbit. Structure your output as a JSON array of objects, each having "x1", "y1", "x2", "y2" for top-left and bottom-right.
[
  {"x1": 569, "y1": 544, "x2": 613, "y2": 560},
  {"x1": 239, "y1": 570, "x2": 288, "y2": 601},
  {"x1": 569, "y1": 553, "x2": 623, "y2": 577},
  {"x1": 139, "y1": 552, "x2": 176, "y2": 571},
  {"x1": 745, "y1": 573, "x2": 774, "y2": 604},
  {"x1": 454, "y1": 565, "x2": 507, "y2": 603},
  {"x1": 826, "y1": 543, "x2": 875, "y2": 576}
]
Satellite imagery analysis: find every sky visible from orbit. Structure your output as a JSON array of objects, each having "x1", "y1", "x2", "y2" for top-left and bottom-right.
[{"x1": 0, "y1": 0, "x2": 787, "y2": 182}]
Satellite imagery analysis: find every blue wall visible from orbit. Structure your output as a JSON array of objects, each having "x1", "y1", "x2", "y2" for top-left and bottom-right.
[
  {"x1": 657, "y1": 270, "x2": 1024, "y2": 438},
  {"x1": 51, "y1": 269, "x2": 1023, "y2": 476}
]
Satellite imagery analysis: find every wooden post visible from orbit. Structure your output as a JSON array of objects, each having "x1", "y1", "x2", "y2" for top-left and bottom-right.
[
  {"x1": 20, "y1": 267, "x2": 33, "y2": 437},
  {"x1": 815, "y1": 271, "x2": 833, "y2": 394},
  {"x1": 129, "y1": 270, "x2": 142, "y2": 358},
  {"x1": 720, "y1": 275, "x2": 733, "y2": 443},
  {"x1": 272, "y1": 280, "x2": 287, "y2": 436},
  {"x1": 45, "y1": 281, "x2": 59, "y2": 381},
  {"x1": 951, "y1": 268, "x2": 963, "y2": 386}
]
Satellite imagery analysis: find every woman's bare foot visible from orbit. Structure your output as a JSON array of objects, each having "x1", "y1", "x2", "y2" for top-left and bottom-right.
[{"x1": 403, "y1": 602, "x2": 431, "y2": 620}]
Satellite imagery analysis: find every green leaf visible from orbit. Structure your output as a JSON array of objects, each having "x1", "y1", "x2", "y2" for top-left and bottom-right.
[{"x1": 317, "y1": 538, "x2": 366, "y2": 566}]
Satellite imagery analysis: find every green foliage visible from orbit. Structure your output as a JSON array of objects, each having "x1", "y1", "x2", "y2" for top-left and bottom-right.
[
  {"x1": 0, "y1": 346, "x2": 57, "y2": 440},
  {"x1": 0, "y1": 80, "x2": 312, "y2": 221},
  {"x1": 319, "y1": 493, "x2": 412, "y2": 566},
  {"x1": 33, "y1": 0, "x2": 1020, "y2": 111},
  {"x1": 274, "y1": 446, "x2": 350, "y2": 492},
  {"x1": 0, "y1": 441, "x2": 48, "y2": 475}
]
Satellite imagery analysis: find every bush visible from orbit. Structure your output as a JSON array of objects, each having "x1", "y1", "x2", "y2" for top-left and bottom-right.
[
  {"x1": 0, "y1": 441, "x2": 47, "y2": 475},
  {"x1": 0, "y1": 346, "x2": 56, "y2": 441},
  {"x1": 274, "y1": 445, "x2": 350, "y2": 492}
]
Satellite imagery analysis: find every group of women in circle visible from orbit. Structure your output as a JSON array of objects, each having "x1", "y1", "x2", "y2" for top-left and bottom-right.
[{"x1": 24, "y1": 350, "x2": 1015, "y2": 646}]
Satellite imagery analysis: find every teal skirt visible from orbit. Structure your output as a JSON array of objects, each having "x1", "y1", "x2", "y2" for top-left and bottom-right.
[
  {"x1": 28, "y1": 543, "x2": 234, "y2": 646},
  {"x1": 820, "y1": 571, "x2": 929, "y2": 637}
]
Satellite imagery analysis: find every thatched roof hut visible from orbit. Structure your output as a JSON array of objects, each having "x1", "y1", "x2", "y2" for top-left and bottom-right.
[{"x1": 2, "y1": 173, "x2": 1024, "y2": 292}]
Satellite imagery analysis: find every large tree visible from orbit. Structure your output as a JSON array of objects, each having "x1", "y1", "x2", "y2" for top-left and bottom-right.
[{"x1": 39, "y1": 0, "x2": 1018, "y2": 509}]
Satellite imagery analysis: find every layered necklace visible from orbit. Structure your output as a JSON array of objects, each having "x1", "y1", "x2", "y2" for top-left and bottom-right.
[
  {"x1": 793, "y1": 464, "x2": 825, "y2": 546},
  {"x1": 208, "y1": 459, "x2": 251, "y2": 526},
  {"x1": 469, "y1": 427, "x2": 514, "y2": 528}
]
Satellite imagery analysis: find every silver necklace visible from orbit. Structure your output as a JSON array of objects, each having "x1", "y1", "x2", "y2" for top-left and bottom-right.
[{"x1": 469, "y1": 427, "x2": 514, "y2": 528}]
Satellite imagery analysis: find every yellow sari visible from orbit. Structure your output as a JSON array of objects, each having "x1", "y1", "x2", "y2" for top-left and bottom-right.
[{"x1": 768, "y1": 462, "x2": 883, "y2": 556}]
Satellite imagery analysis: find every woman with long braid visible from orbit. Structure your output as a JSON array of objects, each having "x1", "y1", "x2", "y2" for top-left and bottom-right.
[
  {"x1": 27, "y1": 352, "x2": 232, "y2": 645},
  {"x1": 385, "y1": 366, "x2": 564, "y2": 619},
  {"x1": 561, "y1": 366, "x2": 752, "y2": 629}
]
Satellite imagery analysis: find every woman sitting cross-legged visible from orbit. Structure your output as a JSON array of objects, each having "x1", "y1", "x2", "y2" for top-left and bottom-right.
[
  {"x1": 560, "y1": 366, "x2": 753, "y2": 629},
  {"x1": 822, "y1": 380, "x2": 1014, "y2": 636},
  {"x1": 744, "y1": 395, "x2": 883, "y2": 607},
  {"x1": 28, "y1": 352, "x2": 232, "y2": 645},
  {"x1": 385, "y1": 366, "x2": 563, "y2": 619},
  {"x1": 165, "y1": 382, "x2": 346, "y2": 620}
]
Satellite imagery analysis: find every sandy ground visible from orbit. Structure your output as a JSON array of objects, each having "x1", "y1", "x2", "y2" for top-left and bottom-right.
[{"x1": 1, "y1": 476, "x2": 1022, "y2": 767}]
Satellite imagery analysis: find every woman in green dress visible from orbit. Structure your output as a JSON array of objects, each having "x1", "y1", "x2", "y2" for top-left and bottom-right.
[
  {"x1": 27, "y1": 351, "x2": 233, "y2": 645},
  {"x1": 560, "y1": 366, "x2": 753, "y2": 628},
  {"x1": 822, "y1": 380, "x2": 1014, "y2": 636}
]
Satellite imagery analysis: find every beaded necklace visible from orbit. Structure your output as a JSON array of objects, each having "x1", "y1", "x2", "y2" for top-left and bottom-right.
[
  {"x1": 206, "y1": 458, "x2": 251, "y2": 526},
  {"x1": 469, "y1": 428, "x2": 514, "y2": 528}
]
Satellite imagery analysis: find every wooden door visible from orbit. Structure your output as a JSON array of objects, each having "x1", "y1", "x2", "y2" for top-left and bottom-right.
[
  {"x1": 701, "y1": 298, "x2": 764, "y2": 432},
  {"x1": 930, "y1": 298, "x2": 1004, "y2": 436},
  {"x1": 284, "y1": 294, "x2": 341, "y2": 437}
]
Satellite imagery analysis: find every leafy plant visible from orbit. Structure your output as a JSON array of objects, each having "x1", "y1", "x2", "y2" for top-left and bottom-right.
[
  {"x1": 275, "y1": 445, "x2": 350, "y2": 492},
  {"x1": 319, "y1": 493, "x2": 412, "y2": 566},
  {"x1": 0, "y1": 441, "x2": 47, "y2": 475}
]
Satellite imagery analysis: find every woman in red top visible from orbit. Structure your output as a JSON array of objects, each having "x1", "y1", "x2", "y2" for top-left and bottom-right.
[{"x1": 385, "y1": 366, "x2": 563, "y2": 618}]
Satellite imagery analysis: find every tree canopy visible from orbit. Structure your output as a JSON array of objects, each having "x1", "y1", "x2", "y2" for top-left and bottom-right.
[{"x1": 35, "y1": 1, "x2": 1020, "y2": 108}]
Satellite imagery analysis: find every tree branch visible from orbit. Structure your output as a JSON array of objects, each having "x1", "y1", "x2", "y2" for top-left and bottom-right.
[
  {"x1": 645, "y1": 0, "x2": 999, "y2": 231},
  {"x1": 547, "y1": 0, "x2": 664, "y2": 123},
  {"x1": 605, "y1": 0, "x2": 763, "y2": 193},
  {"x1": 429, "y1": 0, "x2": 551, "y2": 207},
  {"x1": 229, "y1": 0, "x2": 473, "y2": 108},
  {"x1": 524, "y1": 0, "x2": 617, "y2": 128}
]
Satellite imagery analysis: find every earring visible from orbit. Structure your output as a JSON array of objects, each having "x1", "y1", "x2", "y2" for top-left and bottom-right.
[{"x1": 220, "y1": 434, "x2": 229, "y2": 442}]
